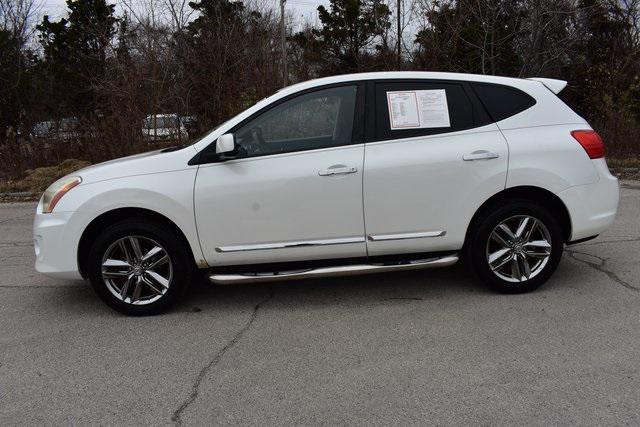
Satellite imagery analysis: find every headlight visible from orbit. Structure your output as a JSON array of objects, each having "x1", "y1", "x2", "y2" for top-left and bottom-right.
[{"x1": 42, "y1": 176, "x2": 82, "y2": 213}]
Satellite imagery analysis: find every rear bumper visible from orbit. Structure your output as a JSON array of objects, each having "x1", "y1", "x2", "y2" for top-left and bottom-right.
[
  {"x1": 557, "y1": 159, "x2": 619, "y2": 241},
  {"x1": 33, "y1": 199, "x2": 84, "y2": 280}
]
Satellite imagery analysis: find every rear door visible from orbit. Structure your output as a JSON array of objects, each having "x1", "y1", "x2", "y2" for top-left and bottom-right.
[{"x1": 363, "y1": 79, "x2": 509, "y2": 256}]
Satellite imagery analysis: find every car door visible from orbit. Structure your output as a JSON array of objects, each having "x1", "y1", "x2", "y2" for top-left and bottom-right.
[
  {"x1": 363, "y1": 79, "x2": 509, "y2": 256},
  {"x1": 194, "y1": 83, "x2": 367, "y2": 266}
]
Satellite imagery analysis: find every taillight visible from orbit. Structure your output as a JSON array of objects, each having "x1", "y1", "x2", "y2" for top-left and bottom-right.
[{"x1": 571, "y1": 130, "x2": 605, "y2": 159}]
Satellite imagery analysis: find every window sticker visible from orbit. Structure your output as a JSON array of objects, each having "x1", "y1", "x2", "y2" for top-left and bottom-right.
[
  {"x1": 386, "y1": 89, "x2": 450, "y2": 130},
  {"x1": 386, "y1": 92, "x2": 420, "y2": 128}
]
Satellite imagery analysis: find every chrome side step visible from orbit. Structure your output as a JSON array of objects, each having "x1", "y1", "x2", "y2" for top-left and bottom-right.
[{"x1": 208, "y1": 254, "x2": 459, "y2": 285}]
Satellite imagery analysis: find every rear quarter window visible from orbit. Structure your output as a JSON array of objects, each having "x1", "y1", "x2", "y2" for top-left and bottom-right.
[{"x1": 471, "y1": 83, "x2": 536, "y2": 122}]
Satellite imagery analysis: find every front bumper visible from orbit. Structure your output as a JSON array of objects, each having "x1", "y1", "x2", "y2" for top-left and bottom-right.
[
  {"x1": 33, "y1": 199, "x2": 84, "y2": 280},
  {"x1": 557, "y1": 158, "x2": 619, "y2": 241}
]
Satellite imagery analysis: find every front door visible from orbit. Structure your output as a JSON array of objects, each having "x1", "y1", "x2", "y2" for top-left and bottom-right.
[{"x1": 194, "y1": 84, "x2": 367, "y2": 266}]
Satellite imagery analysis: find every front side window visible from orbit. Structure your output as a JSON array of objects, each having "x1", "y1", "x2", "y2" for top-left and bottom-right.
[{"x1": 233, "y1": 85, "x2": 358, "y2": 158}]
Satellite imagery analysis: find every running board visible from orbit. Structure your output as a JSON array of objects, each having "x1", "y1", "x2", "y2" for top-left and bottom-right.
[{"x1": 208, "y1": 254, "x2": 459, "y2": 285}]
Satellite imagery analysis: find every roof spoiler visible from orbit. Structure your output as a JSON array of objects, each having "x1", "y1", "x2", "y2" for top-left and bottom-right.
[{"x1": 527, "y1": 77, "x2": 567, "y2": 94}]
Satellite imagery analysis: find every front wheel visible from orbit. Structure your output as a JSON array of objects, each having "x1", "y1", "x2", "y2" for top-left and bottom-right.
[
  {"x1": 465, "y1": 200, "x2": 564, "y2": 293},
  {"x1": 87, "y1": 220, "x2": 192, "y2": 315}
]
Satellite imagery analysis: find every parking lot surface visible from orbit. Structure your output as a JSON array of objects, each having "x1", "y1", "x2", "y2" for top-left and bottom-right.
[{"x1": 1, "y1": 182, "x2": 639, "y2": 425}]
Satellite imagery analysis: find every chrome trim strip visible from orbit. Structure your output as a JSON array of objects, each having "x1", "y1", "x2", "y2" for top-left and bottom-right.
[
  {"x1": 215, "y1": 236, "x2": 365, "y2": 253},
  {"x1": 367, "y1": 231, "x2": 446, "y2": 242},
  {"x1": 209, "y1": 254, "x2": 459, "y2": 284}
]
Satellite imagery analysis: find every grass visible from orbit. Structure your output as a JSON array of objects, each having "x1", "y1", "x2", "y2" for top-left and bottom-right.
[
  {"x1": 0, "y1": 159, "x2": 91, "y2": 194},
  {"x1": 608, "y1": 156, "x2": 640, "y2": 169}
]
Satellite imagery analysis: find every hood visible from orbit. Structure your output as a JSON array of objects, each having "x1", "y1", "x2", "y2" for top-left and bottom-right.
[{"x1": 72, "y1": 146, "x2": 197, "y2": 185}]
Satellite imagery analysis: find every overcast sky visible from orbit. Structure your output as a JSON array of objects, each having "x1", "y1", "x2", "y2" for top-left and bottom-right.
[
  {"x1": 37, "y1": 0, "x2": 330, "y2": 27},
  {"x1": 36, "y1": 0, "x2": 418, "y2": 51}
]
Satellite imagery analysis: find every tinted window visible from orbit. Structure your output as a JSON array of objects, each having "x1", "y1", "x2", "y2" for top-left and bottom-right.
[
  {"x1": 471, "y1": 83, "x2": 535, "y2": 122},
  {"x1": 233, "y1": 85, "x2": 357, "y2": 158},
  {"x1": 374, "y1": 81, "x2": 483, "y2": 141}
]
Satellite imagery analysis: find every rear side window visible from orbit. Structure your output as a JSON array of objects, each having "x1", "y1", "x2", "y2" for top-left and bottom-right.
[
  {"x1": 471, "y1": 83, "x2": 535, "y2": 122},
  {"x1": 374, "y1": 81, "x2": 489, "y2": 141}
]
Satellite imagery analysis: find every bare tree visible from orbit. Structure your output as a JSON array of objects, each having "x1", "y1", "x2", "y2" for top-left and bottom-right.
[
  {"x1": 164, "y1": 0, "x2": 195, "y2": 32},
  {"x1": 0, "y1": 0, "x2": 41, "y2": 44},
  {"x1": 514, "y1": 0, "x2": 581, "y2": 77}
]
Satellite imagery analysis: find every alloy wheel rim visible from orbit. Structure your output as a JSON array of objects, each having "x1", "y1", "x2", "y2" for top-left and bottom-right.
[
  {"x1": 101, "y1": 235, "x2": 173, "y2": 305},
  {"x1": 485, "y1": 215, "x2": 552, "y2": 283}
]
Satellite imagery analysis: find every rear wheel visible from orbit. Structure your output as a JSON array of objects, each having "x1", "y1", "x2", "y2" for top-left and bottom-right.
[
  {"x1": 465, "y1": 200, "x2": 564, "y2": 293},
  {"x1": 87, "y1": 220, "x2": 192, "y2": 315}
]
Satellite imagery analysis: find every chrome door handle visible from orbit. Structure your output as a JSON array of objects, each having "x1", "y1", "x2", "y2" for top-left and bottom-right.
[
  {"x1": 463, "y1": 150, "x2": 500, "y2": 161},
  {"x1": 318, "y1": 166, "x2": 358, "y2": 176}
]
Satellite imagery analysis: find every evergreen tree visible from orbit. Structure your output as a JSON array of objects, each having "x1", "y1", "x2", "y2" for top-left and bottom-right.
[
  {"x1": 414, "y1": 0, "x2": 522, "y2": 75},
  {"x1": 36, "y1": 0, "x2": 118, "y2": 116},
  {"x1": 303, "y1": 0, "x2": 391, "y2": 74},
  {"x1": 0, "y1": 29, "x2": 29, "y2": 129}
]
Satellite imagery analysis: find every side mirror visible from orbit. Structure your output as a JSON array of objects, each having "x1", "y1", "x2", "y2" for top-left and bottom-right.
[{"x1": 215, "y1": 133, "x2": 235, "y2": 154}]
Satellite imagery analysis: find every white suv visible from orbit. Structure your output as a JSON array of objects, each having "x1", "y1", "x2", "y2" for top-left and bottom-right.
[{"x1": 33, "y1": 72, "x2": 619, "y2": 315}]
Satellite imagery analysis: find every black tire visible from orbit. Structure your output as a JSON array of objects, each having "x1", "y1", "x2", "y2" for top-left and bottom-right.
[
  {"x1": 464, "y1": 199, "x2": 564, "y2": 293},
  {"x1": 87, "y1": 219, "x2": 193, "y2": 315}
]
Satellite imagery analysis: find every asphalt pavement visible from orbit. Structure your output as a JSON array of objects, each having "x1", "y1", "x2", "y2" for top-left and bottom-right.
[{"x1": 1, "y1": 182, "x2": 639, "y2": 425}]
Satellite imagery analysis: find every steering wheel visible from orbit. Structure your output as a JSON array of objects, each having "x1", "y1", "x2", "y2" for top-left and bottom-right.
[
  {"x1": 251, "y1": 126, "x2": 266, "y2": 146},
  {"x1": 235, "y1": 126, "x2": 266, "y2": 156}
]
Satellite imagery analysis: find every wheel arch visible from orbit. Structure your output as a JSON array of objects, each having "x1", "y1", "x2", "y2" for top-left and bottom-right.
[
  {"x1": 77, "y1": 207, "x2": 197, "y2": 279},
  {"x1": 464, "y1": 185, "x2": 572, "y2": 247}
]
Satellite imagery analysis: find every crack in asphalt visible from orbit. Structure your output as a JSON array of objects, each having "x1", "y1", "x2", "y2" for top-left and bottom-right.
[
  {"x1": 573, "y1": 237, "x2": 640, "y2": 247},
  {"x1": 171, "y1": 289, "x2": 275, "y2": 425},
  {"x1": 1, "y1": 254, "x2": 35, "y2": 259},
  {"x1": 565, "y1": 248, "x2": 639, "y2": 292},
  {"x1": 0, "y1": 242, "x2": 32, "y2": 247},
  {"x1": 0, "y1": 215, "x2": 32, "y2": 225},
  {"x1": 0, "y1": 284, "x2": 85, "y2": 289}
]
